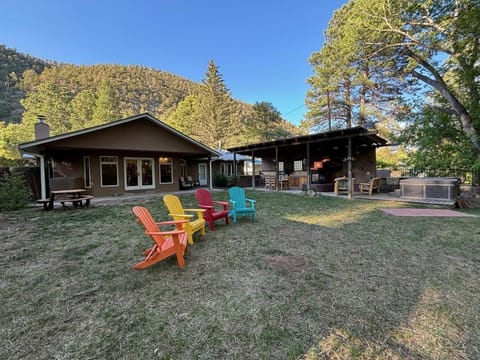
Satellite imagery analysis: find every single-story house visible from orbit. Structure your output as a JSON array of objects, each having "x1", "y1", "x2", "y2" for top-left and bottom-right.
[
  {"x1": 227, "y1": 126, "x2": 388, "y2": 193},
  {"x1": 19, "y1": 113, "x2": 219, "y2": 199},
  {"x1": 209, "y1": 149, "x2": 262, "y2": 187}
]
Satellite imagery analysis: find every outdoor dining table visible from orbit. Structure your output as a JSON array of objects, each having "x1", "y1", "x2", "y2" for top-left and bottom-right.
[{"x1": 47, "y1": 188, "x2": 87, "y2": 210}]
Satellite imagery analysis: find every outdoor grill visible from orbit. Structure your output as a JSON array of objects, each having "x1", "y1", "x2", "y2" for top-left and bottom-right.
[{"x1": 400, "y1": 177, "x2": 460, "y2": 201}]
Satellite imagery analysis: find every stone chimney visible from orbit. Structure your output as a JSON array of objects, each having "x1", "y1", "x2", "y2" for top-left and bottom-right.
[{"x1": 34, "y1": 115, "x2": 50, "y2": 139}]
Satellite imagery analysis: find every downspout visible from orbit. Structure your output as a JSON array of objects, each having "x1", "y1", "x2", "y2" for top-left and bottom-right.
[
  {"x1": 347, "y1": 137, "x2": 353, "y2": 200},
  {"x1": 275, "y1": 146, "x2": 279, "y2": 191},
  {"x1": 209, "y1": 156, "x2": 213, "y2": 190},
  {"x1": 251, "y1": 150, "x2": 255, "y2": 190},
  {"x1": 233, "y1": 152, "x2": 237, "y2": 185},
  {"x1": 306, "y1": 143, "x2": 311, "y2": 190}
]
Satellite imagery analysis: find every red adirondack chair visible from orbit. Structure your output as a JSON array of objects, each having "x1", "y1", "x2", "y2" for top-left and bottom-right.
[
  {"x1": 195, "y1": 188, "x2": 229, "y2": 230},
  {"x1": 132, "y1": 206, "x2": 188, "y2": 269}
]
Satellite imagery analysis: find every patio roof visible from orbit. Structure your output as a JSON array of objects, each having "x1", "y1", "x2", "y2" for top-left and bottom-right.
[{"x1": 227, "y1": 126, "x2": 387, "y2": 158}]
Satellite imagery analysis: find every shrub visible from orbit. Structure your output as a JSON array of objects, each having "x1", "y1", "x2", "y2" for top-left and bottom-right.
[
  {"x1": 213, "y1": 173, "x2": 228, "y2": 187},
  {"x1": 0, "y1": 169, "x2": 31, "y2": 211}
]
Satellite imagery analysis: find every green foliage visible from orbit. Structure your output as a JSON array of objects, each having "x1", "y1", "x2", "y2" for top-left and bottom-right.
[
  {"x1": 191, "y1": 60, "x2": 242, "y2": 148},
  {"x1": 213, "y1": 173, "x2": 238, "y2": 187},
  {"x1": 376, "y1": 146, "x2": 408, "y2": 169},
  {"x1": 0, "y1": 45, "x2": 48, "y2": 123},
  {"x1": 0, "y1": 169, "x2": 31, "y2": 211},
  {"x1": 306, "y1": 0, "x2": 480, "y2": 164},
  {"x1": 246, "y1": 102, "x2": 300, "y2": 142},
  {"x1": 398, "y1": 100, "x2": 478, "y2": 168},
  {"x1": 0, "y1": 48, "x2": 302, "y2": 161}
]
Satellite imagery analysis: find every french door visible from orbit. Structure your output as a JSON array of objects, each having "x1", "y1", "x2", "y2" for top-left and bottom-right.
[{"x1": 125, "y1": 158, "x2": 155, "y2": 190}]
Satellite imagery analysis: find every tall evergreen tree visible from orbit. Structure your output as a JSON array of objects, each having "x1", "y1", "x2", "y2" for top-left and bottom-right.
[
  {"x1": 247, "y1": 102, "x2": 292, "y2": 142},
  {"x1": 90, "y1": 80, "x2": 119, "y2": 127},
  {"x1": 190, "y1": 60, "x2": 240, "y2": 148}
]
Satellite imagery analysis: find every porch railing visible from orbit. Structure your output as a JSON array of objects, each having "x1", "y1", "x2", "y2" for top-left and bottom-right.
[{"x1": 386, "y1": 168, "x2": 480, "y2": 186}]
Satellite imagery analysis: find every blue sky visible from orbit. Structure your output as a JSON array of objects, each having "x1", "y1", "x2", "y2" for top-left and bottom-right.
[{"x1": 1, "y1": 0, "x2": 348, "y2": 125}]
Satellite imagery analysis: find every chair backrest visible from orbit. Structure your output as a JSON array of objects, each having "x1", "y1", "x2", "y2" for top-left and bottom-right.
[
  {"x1": 186, "y1": 176, "x2": 194, "y2": 182},
  {"x1": 195, "y1": 188, "x2": 213, "y2": 207},
  {"x1": 163, "y1": 194, "x2": 185, "y2": 216},
  {"x1": 228, "y1": 186, "x2": 246, "y2": 207},
  {"x1": 179, "y1": 177, "x2": 187, "y2": 184},
  {"x1": 132, "y1": 206, "x2": 164, "y2": 245}
]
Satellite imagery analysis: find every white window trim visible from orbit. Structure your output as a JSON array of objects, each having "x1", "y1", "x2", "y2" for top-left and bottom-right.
[
  {"x1": 124, "y1": 157, "x2": 156, "y2": 191},
  {"x1": 159, "y1": 157, "x2": 174, "y2": 184},
  {"x1": 83, "y1": 156, "x2": 91, "y2": 188},
  {"x1": 100, "y1": 156, "x2": 119, "y2": 187}
]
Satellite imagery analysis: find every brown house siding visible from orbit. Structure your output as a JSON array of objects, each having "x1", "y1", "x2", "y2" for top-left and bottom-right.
[{"x1": 19, "y1": 114, "x2": 219, "y2": 198}]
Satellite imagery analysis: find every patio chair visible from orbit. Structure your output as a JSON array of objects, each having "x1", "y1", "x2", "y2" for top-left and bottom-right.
[
  {"x1": 132, "y1": 206, "x2": 188, "y2": 269},
  {"x1": 359, "y1": 177, "x2": 381, "y2": 195},
  {"x1": 195, "y1": 188, "x2": 229, "y2": 230},
  {"x1": 228, "y1": 186, "x2": 256, "y2": 222},
  {"x1": 187, "y1": 176, "x2": 200, "y2": 187},
  {"x1": 334, "y1": 176, "x2": 355, "y2": 195},
  {"x1": 179, "y1": 177, "x2": 194, "y2": 190},
  {"x1": 163, "y1": 194, "x2": 206, "y2": 245}
]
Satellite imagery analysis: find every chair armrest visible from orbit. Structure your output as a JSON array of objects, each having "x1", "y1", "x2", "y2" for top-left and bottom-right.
[
  {"x1": 213, "y1": 201, "x2": 229, "y2": 210},
  {"x1": 183, "y1": 208, "x2": 205, "y2": 220},
  {"x1": 156, "y1": 220, "x2": 188, "y2": 225},
  {"x1": 199, "y1": 205, "x2": 214, "y2": 210},
  {"x1": 156, "y1": 220, "x2": 188, "y2": 231},
  {"x1": 168, "y1": 213, "x2": 193, "y2": 219},
  {"x1": 145, "y1": 229, "x2": 185, "y2": 236},
  {"x1": 246, "y1": 198, "x2": 256, "y2": 204}
]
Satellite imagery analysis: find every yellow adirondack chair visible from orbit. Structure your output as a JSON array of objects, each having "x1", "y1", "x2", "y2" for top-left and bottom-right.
[{"x1": 163, "y1": 194, "x2": 206, "y2": 245}]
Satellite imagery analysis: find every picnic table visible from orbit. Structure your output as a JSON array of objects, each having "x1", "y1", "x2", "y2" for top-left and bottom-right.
[{"x1": 37, "y1": 189, "x2": 93, "y2": 210}]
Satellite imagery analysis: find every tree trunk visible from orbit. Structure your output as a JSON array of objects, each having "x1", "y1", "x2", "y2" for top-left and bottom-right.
[{"x1": 407, "y1": 49, "x2": 480, "y2": 156}]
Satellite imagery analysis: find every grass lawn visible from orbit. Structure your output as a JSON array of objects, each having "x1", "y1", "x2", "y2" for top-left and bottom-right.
[{"x1": 1, "y1": 191, "x2": 479, "y2": 359}]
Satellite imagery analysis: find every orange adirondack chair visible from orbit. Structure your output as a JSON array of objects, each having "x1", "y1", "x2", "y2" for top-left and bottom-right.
[
  {"x1": 163, "y1": 194, "x2": 206, "y2": 245},
  {"x1": 132, "y1": 206, "x2": 188, "y2": 269},
  {"x1": 195, "y1": 188, "x2": 229, "y2": 230}
]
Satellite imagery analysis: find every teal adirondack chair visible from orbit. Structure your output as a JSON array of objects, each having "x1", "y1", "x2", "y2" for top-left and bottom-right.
[{"x1": 228, "y1": 186, "x2": 256, "y2": 222}]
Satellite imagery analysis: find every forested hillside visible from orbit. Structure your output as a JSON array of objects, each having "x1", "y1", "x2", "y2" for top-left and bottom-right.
[
  {"x1": 0, "y1": 45, "x2": 48, "y2": 123},
  {"x1": 0, "y1": 45, "x2": 300, "y2": 163}
]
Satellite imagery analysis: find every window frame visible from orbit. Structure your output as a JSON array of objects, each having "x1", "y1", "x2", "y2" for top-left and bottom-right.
[
  {"x1": 100, "y1": 156, "x2": 119, "y2": 187},
  {"x1": 159, "y1": 157, "x2": 173, "y2": 184}
]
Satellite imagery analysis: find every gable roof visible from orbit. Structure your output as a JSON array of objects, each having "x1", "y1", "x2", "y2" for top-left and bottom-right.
[{"x1": 19, "y1": 113, "x2": 219, "y2": 156}]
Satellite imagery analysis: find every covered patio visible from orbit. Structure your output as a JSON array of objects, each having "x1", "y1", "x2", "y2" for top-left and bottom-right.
[{"x1": 228, "y1": 127, "x2": 388, "y2": 198}]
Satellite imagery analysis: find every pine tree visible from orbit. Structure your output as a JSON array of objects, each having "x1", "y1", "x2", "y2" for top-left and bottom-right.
[{"x1": 190, "y1": 60, "x2": 240, "y2": 148}]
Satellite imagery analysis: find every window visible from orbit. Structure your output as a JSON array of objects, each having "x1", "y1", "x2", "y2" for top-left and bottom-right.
[
  {"x1": 100, "y1": 156, "x2": 118, "y2": 187},
  {"x1": 294, "y1": 160, "x2": 303, "y2": 171},
  {"x1": 278, "y1": 161, "x2": 284, "y2": 172},
  {"x1": 159, "y1": 157, "x2": 173, "y2": 184},
  {"x1": 83, "y1": 156, "x2": 91, "y2": 188},
  {"x1": 180, "y1": 159, "x2": 186, "y2": 178},
  {"x1": 220, "y1": 163, "x2": 233, "y2": 176}
]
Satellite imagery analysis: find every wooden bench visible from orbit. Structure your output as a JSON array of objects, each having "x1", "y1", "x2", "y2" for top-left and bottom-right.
[
  {"x1": 36, "y1": 198, "x2": 52, "y2": 210},
  {"x1": 59, "y1": 195, "x2": 94, "y2": 209},
  {"x1": 359, "y1": 177, "x2": 381, "y2": 196}
]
